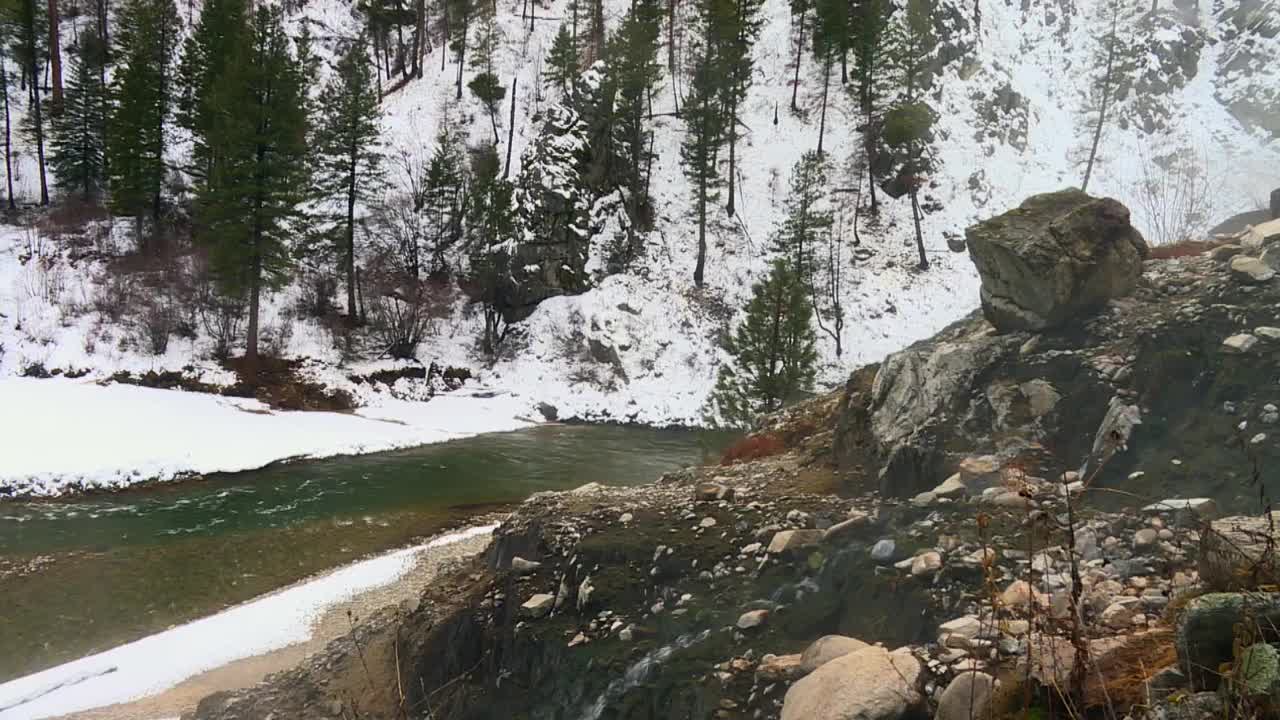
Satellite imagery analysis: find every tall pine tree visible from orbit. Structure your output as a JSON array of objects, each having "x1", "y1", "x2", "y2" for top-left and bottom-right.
[
  {"x1": 194, "y1": 5, "x2": 310, "y2": 373},
  {"x1": 543, "y1": 25, "x2": 578, "y2": 100},
  {"x1": 681, "y1": 38, "x2": 724, "y2": 288},
  {"x1": 108, "y1": 0, "x2": 181, "y2": 241},
  {"x1": 465, "y1": 142, "x2": 515, "y2": 355},
  {"x1": 313, "y1": 37, "x2": 385, "y2": 320},
  {"x1": 709, "y1": 258, "x2": 817, "y2": 428},
  {"x1": 886, "y1": 0, "x2": 936, "y2": 269},
  {"x1": 177, "y1": 0, "x2": 249, "y2": 181},
  {"x1": 48, "y1": 30, "x2": 108, "y2": 200},
  {"x1": 849, "y1": 0, "x2": 890, "y2": 213}
]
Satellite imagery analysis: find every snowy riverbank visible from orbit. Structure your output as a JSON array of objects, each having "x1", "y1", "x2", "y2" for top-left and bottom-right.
[
  {"x1": 0, "y1": 524, "x2": 498, "y2": 720},
  {"x1": 0, "y1": 378, "x2": 537, "y2": 497}
]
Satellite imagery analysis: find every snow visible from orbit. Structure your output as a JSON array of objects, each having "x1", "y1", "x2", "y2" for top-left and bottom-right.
[
  {"x1": 0, "y1": 524, "x2": 498, "y2": 720},
  {"x1": 0, "y1": 377, "x2": 536, "y2": 497}
]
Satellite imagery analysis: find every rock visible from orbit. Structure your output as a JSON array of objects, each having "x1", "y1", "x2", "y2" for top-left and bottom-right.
[
  {"x1": 1210, "y1": 244, "x2": 1245, "y2": 261},
  {"x1": 768, "y1": 529, "x2": 825, "y2": 554},
  {"x1": 911, "y1": 552, "x2": 943, "y2": 578},
  {"x1": 577, "y1": 576, "x2": 594, "y2": 612},
  {"x1": 870, "y1": 539, "x2": 897, "y2": 564},
  {"x1": 699, "y1": 516, "x2": 718, "y2": 529},
  {"x1": 911, "y1": 491, "x2": 937, "y2": 507},
  {"x1": 1261, "y1": 246, "x2": 1280, "y2": 272},
  {"x1": 1230, "y1": 255, "x2": 1276, "y2": 284},
  {"x1": 958, "y1": 455, "x2": 1003, "y2": 490},
  {"x1": 938, "y1": 616, "x2": 983, "y2": 645},
  {"x1": 510, "y1": 557, "x2": 542, "y2": 574},
  {"x1": 571, "y1": 482, "x2": 605, "y2": 494},
  {"x1": 990, "y1": 491, "x2": 1030, "y2": 509},
  {"x1": 619, "y1": 512, "x2": 633, "y2": 523},
  {"x1": 1200, "y1": 512, "x2": 1280, "y2": 590},
  {"x1": 1134, "y1": 528, "x2": 1159, "y2": 550},
  {"x1": 1176, "y1": 592, "x2": 1280, "y2": 689},
  {"x1": 1101, "y1": 600, "x2": 1135, "y2": 628},
  {"x1": 932, "y1": 474, "x2": 968, "y2": 499},
  {"x1": 1082, "y1": 396, "x2": 1142, "y2": 476},
  {"x1": 737, "y1": 609, "x2": 770, "y2": 630},
  {"x1": 800, "y1": 635, "x2": 871, "y2": 673},
  {"x1": 1241, "y1": 218, "x2": 1280, "y2": 249},
  {"x1": 741, "y1": 542, "x2": 762, "y2": 554},
  {"x1": 520, "y1": 593, "x2": 555, "y2": 619},
  {"x1": 568, "y1": 632, "x2": 587, "y2": 647},
  {"x1": 935, "y1": 672, "x2": 996, "y2": 720},
  {"x1": 619, "y1": 625, "x2": 634, "y2": 642},
  {"x1": 824, "y1": 517, "x2": 869, "y2": 543},
  {"x1": 536, "y1": 402, "x2": 559, "y2": 421},
  {"x1": 695, "y1": 483, "x2": 734, "y2": 501},
  {"x1": 757, "y1": 653, "x2": 804, "y2": 682},
  {"x1": 1000, "y1": 581, "x2": 1035, "y2": 609},
  {"x1": 1237, "y1": 642, "x2": 1280, "y2": 698},
  {"x1": 964, "y1": 189, "x2": 1148, "y2": 332},
  {"x1": 1144, "y1": 498, "x2": 1218, "y2": 522},
  {"x1": 1223, "y1": 333, "x2": 1259, "y2": 354},
  {"x1": 1021, "y1": 379, "x2": 1061, "y2": 417},
  {"x1": 781, "y1": 646, "x2": 923, "y2": 720}
]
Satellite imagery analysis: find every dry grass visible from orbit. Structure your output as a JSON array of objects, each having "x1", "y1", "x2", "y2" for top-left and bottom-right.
[
  {"x1": 1082, "y1": 627, "x2": 1179, "y2": 712},
  {"x1": 720, "y1": 432, "x2": 786, "y2": 465}
]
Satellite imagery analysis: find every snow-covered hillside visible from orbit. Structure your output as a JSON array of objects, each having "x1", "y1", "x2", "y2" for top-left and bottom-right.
[{"x1": 1, "y1": 0, "x2": 1278, "y2": 430}]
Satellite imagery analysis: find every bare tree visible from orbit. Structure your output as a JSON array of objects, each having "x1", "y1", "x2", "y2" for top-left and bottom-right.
[
  {"x1": 1132, "y1": 141, "x2": 1219, "y2": 246},
  {"x1": 1081, "y1": 0, "x2": 1126, "y2": 192}
]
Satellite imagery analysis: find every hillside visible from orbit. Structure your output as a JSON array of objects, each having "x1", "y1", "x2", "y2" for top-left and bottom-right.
[{"x1": 0, "y1": 0, "x2": 1277, "y2": 431}]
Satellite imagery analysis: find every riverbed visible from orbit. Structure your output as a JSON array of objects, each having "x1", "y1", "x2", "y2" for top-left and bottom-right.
[{"x1": 0, "y1": 424, "x2": 726, "y2": 682}]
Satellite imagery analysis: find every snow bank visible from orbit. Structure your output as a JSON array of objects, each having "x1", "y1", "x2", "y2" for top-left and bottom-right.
[
  {"x1": 0, "y1": 378, "x2": 536, "y2": 497},
  {"x1": 0, "y1": 524, "x2": 498, "y2": 720}
]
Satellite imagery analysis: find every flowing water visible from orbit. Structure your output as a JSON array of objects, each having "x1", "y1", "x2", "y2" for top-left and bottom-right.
[{"x1": 0, "y1": 424, "x2": 727, "y2": 682}]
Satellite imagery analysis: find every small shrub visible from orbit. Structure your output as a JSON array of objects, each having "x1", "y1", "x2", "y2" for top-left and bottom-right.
[
  {"x1": 720, "y1": 432, "x2": 786, "y2": 465},
  {"x1": 1148, "y1": 239, "x2": 1217, "y2": 259}
]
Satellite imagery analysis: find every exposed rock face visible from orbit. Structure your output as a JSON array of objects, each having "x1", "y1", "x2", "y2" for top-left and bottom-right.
[
  {"x1": 781, "y1": 646, "x2": 923, "y2": 720},
  {"x1": 799, "y1": 635, "x2": 870, "y2": 673},
  {"x1": 1200, "y1": 513, "x2": 1280, "y2": 590},
  {"x1": 965, "y1": 189, "x2": 1148, "y2": 332}
]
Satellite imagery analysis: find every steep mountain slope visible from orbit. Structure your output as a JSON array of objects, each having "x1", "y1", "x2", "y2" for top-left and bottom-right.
[{"x1": 0, "y1": 0, "x2": 1276, "y2": 427}]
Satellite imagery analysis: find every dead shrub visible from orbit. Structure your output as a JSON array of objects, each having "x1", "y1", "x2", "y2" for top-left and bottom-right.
[
  {"x1": 720, "y1": 432, "x2": 787, "y2": 465},
  {"x1": 1147, "y1": 239, "x2": 1217, "y2": 260}
]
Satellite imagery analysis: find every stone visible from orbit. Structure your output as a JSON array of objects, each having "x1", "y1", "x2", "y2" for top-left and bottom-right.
[
  {"x1": 938, "y1": 616, "x2": 983, "y2": 645},
  {"x1": 990, "y1": 491, "x2": 1031, "y2": 509},
  {"x1": 768, "y1": 529, "x2": 825, "y2": 554},
  {"x1": 1000, "y1": 581, "x2": 1035, "y2": 609},
  {"x1": 934, "y1": 672, "x2": 996, "y2": 720},
  {"x1": 695, "y1": 483, "x2": 733, "y2": 501},
  {"x1": 1134, "y1": 528, "x2": 1159, "y2": 550},
  {"x1": 1230, "y1": 255, "x2": 1276, "y2": 284},
  {"x1": 1261, "y1": 246, "x2": 1280, "y2": 272},
  {"x1": 911, "y1": 552, "x2": 943, "y2": 577},
  {"x1": 1223, "y1": 333, "x2": 1259, "y2": 353},
  {"x1": 1200, "y1": 512, "x2": 1280, "y2": 590},
  {"x1": 1237, "y1": 643, "x2": 1280, "y2": 698},
  {"x1": 757, "y1": 653, "x2": 804, "y2": 682},
  {"x1": 619, "y1": 512, "x2": 633, "y2": 523},
  {"x1": 1177, "y1": 593, "x2": 1280, "y2": 689},
  {"x1": 699, "y1": 516, "x2": 718, "y2": 529},
  {"x1": 781, "y1": 646, "x2": 923, "y2": 720},
  {"x1": 737, "y1": 609, "x2": 770, "y2": 630},
  {"x1": 1101, "y1": 600, "x2": 1135, "y2": 628},
  {"x1": 932, "y1": 474, "x2": 968, "y2": 499},
  {"x1": 1144, "y1": 498, "x2": 1218, "y2": 522},
  {"x1": 800, "y1": 635, "x2": 871, "y2": 673},
  {"x1": 1257, "y1": 327, "x2": 1280, "y2": 341},
  {"x1": 510, "y1": 557, "x2": 542, "y2": 574},
  {"x1": 870, "y1": 539, "x2": 897, "y2": 563},
  {"x1": 1021, "y1": 379, "x2": 1061, "y2": 417},
  {"x1": 964, "y1": 189, "x2": 1148, "y2": 332},
  {"x1": 520, "y1": 593, "x2": 555, "y2": 619},
  {"x1": 911, "y1": 491, "x2": 937, "y2": 507},
  {"x1": 958, "y1": 456, "x2": 1003, "y2": 489},
  {"x1": 824, "y1": 517, "x2": 870, "y2": 543},
  {"x1": 1210, "y1": 243, "x2": 1245, "y2": 261}
]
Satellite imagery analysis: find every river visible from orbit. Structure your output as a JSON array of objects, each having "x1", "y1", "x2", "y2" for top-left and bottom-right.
[{"x1": 0, "y1": 424, "x2": 726, "y2": 682}]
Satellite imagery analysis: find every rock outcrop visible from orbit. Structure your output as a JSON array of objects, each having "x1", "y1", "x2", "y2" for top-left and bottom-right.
[{"x1": 965, "y1": 189, "x2": 1148, "y2": 332}]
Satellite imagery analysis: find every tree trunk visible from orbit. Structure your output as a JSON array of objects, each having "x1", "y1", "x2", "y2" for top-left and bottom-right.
[
  {"x1": 589, "y1": 0, "x2": 604, "y2": 63},
  {"x1": 48, "y1": 0, "x2": 63, "y2": 112},
  {"x1": 1, "y1": 59, "x2": 13, "y2": 210},
  {"x1": 816, "y1": 55, "x2": 830, "y2": 156},
  {"x1": 346, "y1": 159, "x2": 358, "y2": 319},
  {"x1": 726, "y1": 92, "x2": 737, "y2": 216},
  {"x1": 23, "y1": 0, "x2": 48, "y2": 206},
  {"x1": 865, "y1": 106, "x2": 878, "y2": 213},
  {"x1": 694, "y1": 173, "x2": 706, "y2": 287},
  {"x1": 455, "y1": 20, "x2": 467, "y2": 100},
  {"x1": 503, "y1": 75, "x2": 516, "y2": 179},
  {"x1": 246, "y1": 253, "x2": 262, "y2": 379},
  {"x1": 911, "y1": 190, "x2": 927, "y2": 269},
  {"x1": 790, "y1": 6, "x2": 805, "y2": 112},
  {"x1": 1082, "y1": 4, "x2": 1119, "y2": 193}
]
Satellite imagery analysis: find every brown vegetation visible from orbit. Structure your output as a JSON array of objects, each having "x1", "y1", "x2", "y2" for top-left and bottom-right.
[{"x1": 720, "y1": 432, "x2": 786, "y2": 465}]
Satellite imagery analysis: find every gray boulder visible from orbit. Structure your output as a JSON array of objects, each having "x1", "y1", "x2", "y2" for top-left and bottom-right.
[
  {"x1": 1176, "y1": 592, "x2": 1280, "y2": 690},
  {"x1": 965, "y1": 189, "x2": 1148, "y2": 332},
  {"x1": 781, "y1": 646, "x2": 923, "y2": 720},
  {"x1": 935, "y1": 672, "x2": 996, "y2": 720},
  {"x1": 1200, "y1": 512, "x2": 1280, "y2": 590},
  {"x1": 799, "y1": 635, "x2": 871, "y2": 673}
]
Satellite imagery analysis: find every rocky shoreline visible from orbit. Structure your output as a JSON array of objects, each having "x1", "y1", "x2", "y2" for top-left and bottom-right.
[{"x1": 187, "y1": 192, "x2": 1280, "y2": 720}]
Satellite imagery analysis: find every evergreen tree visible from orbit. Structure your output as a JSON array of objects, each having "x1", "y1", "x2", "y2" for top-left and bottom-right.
[
  {"x1": 886, "y1": 0, "x2": 936, "y2": 269},
  {"x1": 195, "y1": 5, "x2": 310, "y2": 373},
  {"x1": 543, "y1": 25, "x2": 578, "y2": 100},
  {"x1": 108, "y1": 0, "x2": 181, "y2": 237},
  {"x1": 717, "y1": 0, "x2": 762, "y2": 217},
  {"x1": 849, "y1": 0, "x2": 890, "y2": 213},
  {"x1": 680, "y1": 45, "x2": 723, "y2": 288},
  {"x1": 48, "y1": 30, "x2": 108, "y2": 200},
  {"x1": 810, "y1": 0, "x2": 845, "y2": 155},
  {"x1": 769, "y1": 150, "x2": 831, "y2": 279},
  {"x1": 177, "y1": 0, "x2": 249, "y2": 180},
  {"x1": 422, "y1": 114, "x2": 468, "y2": 275},
  {"x1": 464, "y1": 142, "x2": 515, "y2": 355},
  {"x1": 446, "y1": 0, "x2": 471, "y2": 99},
  {"x1": 709, "y1": 258, "x2": 817, "y2": 428},
  {"x1": 313, "y1": 37, "x2": 385, "y2": 320},
  {"x1": 602, "y1": 0, "x2": 662, "y2": 231},
  {"x1": 16, "y1": 0, "x2": 49, "y2": 204},
  {"x1": 468, "y1": 71, "x2": 505, "y2": 144}
]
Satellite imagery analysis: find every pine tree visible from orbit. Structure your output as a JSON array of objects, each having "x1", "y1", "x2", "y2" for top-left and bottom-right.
[
  {"x1": 709, "y1": 258, "x2": 817, "y2": 428},
  {"x1": 468, "y1": 71, "x2": 505, "y2": 144},
  {"x1": 313, "y1": 37, "x2": 385, "y2": 321},
  {"x1": 886, "y1": 0, "x2": 936, "y2": 269},
  {"x1": 602, "y1": 0, "x2": 662, "y2": 230},
  {"x1": 17, "y1": 0, "x2": 49, "y2": 204},
  {"x1": 48, "y1": 30, "x2": 108, "y2": 200},
  {"x1": 770, "y1": 150, "x2": 831, "y2": 279},
  {"x1": 543, "y1": 25, "x2": 579, "y2": 100},
  {"x1": 849, "y1": 0, "x2": 890, "y2": 213},
  {"x1": 446, "y1": 0, "x2": 472, "y2": 99},
  {"x1": 177, "y1": 0, "x2": 249, "y2": 180},
  {"x1": 465, "y1": 142, "x2": 515, "y2": 355},
  {"x1": 717, "y1": 0, "x2": 762, "y2": 217},
  {"x1": 810, "y1": 0, "x2": 845, "y2": 155},
  {"x1": 108, "y1": 0, "x2": 181, "y2": 238},
  {"x1": 681, "y1": 45, "x2": 723, "y2": 288},
  {"x1": 195, "y1": 5, "x2": 310, "y2": 374},
  {"x1": 422, "y1": 113, "x2": 467, "y2": 274}
]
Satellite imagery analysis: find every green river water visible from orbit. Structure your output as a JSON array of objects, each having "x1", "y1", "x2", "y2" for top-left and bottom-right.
[{"x1": 0, "y1": 424, "x2": 726, "y2": 682}]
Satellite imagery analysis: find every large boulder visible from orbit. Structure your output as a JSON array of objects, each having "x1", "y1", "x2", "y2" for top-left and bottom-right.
[
  {"x1": 799, "y1": 635, "x2": 871, "y2": 673},
  {"x1": 781, "y1": 646, "x2": 923, "y2": 720},
  {"x1": 965, "y1": 189, "x2": 1149, "y2": 332},
  {"x1": 935, "y1": 672, "x2": 996, "y2": 720},
  {"x1": 1199, "y1": 513, "x2": 1280, "y2": 590},
  {"x1": 1175, "y1": 592, "x2": 1280, "y2": 690}
]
